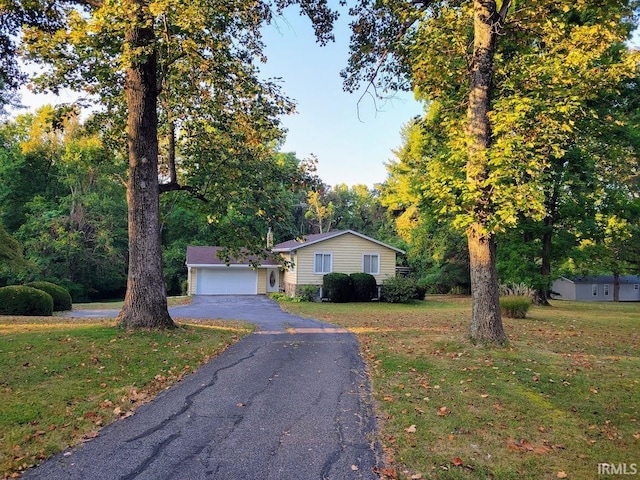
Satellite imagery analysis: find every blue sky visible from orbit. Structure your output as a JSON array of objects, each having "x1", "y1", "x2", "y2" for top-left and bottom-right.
[{"x1": 261, "y1": 11, "x2": 424, "y2": 188}]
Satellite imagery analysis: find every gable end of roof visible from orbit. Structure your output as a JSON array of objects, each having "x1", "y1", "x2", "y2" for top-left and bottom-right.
[{"x1": 272, "y1": 230, "x2": 405, "y2": 254}]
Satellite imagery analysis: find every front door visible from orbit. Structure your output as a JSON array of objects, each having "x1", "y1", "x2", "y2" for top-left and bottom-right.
[{"x1": 266, "y1": 268, "x2": 280, "y2": 293}]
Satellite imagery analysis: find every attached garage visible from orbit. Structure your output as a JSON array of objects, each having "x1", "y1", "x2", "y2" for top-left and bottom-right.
[
  {"x1": 186, "y1": 245, "x2": 281, "y2": 296},
  {"x1": 196, "y1": 267, "x2": 258, "y2": 295}
]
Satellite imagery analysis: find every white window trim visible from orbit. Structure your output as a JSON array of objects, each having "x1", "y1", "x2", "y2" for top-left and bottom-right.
[
  {"x1": 313, "y1": 252, "x2": 333, "y2": 274},
  {"x1": 592, "y1": 284, "x2": 598, "y2": 296},
  {"x1": 604, "y1": 284, "x2": 610, "y2": 296},
  {"x1": 362, "y1": 252, "x2": 380, "y2": 275}
]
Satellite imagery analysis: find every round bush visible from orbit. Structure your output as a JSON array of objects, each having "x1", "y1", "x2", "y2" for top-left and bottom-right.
[
  {"x1": 25, "y1": 281, "x2": 72, "y2": 311},
  {"x1": 0, "y1": 285, "x2": 54, "y2": 316},
  {"x1": 322, "y1": 273, "x2": 353, "y2": 303},
  {"x1": 381, "y1": 276, "x2": 419, "y2": 303},
  {"x1": 350, "y1": 273, "x2": 377, "y2": 302}
]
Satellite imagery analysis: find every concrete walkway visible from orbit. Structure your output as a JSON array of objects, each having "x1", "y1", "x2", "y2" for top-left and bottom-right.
[{"x1": 22, "y1": 296, "x2": 380, "y2": 479}]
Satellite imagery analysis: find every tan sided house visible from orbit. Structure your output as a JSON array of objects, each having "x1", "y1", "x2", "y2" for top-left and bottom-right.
[
  {"x1": 272, "y1": 230, "x2": 404, "y2": 297},
  {"x1": 186, "y1": 230, "x2": 404, "y2": 297}
]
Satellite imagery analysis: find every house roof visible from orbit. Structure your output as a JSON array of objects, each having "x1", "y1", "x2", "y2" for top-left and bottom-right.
[
  {"x1": 561, "y1": 275, "x2": 640, "y2": 284},
  {"x1": 186, "y1": 246, "x2": 280, "y2": 266},
  {"x1": 271, "y1": 229, "x2": 405, "y2": 254}
]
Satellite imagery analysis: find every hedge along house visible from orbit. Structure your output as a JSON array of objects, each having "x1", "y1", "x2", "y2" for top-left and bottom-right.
[
  {"x1": 185, "y1": 246, "x2": 282, "y2": 295},
  {"x1": 271, "y1": 230, "x2": 405, "y2": 297},
  {"x1": 551, "y1": 275, "x2": 640, "y2": 302}
]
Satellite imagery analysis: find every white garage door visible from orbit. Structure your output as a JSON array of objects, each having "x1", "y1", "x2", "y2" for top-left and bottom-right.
[{"x1": 196, "y1": 267, "x2": 257, "y2": 295}]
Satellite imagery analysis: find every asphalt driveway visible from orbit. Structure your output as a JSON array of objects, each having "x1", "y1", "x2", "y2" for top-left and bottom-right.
[{"x1": 22, "y1": 296, "x2": 381, "y2": 479}]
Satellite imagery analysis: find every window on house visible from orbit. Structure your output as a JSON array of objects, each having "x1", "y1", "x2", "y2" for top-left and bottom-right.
[
  {"x1": 592, "y1": 284, "x2": 598, "y2": 296},
  {"x1": 363, "y1": 254, "x2": 380, "y2": 275},
  {"x1": 314, "y1": 253, "x2": 332, "y2": 274},
  {"x1": 635, "y1": 284, "x2": 639, "y2": 290},
  {"x1": 604, "y1": 284, "x2": 610, "y2": 296},
  {"x1": 289, "y1": 253, "x2": 295, "y2": 272}
]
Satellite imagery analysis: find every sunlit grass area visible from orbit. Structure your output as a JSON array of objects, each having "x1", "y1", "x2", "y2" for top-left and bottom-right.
[
  {"x1": 71, "y1": 295, "x2": 192, "y2": 310},
  {"x1": 281, "y1": 297, "x2": 640, "y2": 480},
  {"x1": 0, "y1": 314, "x2": 251, "y2": 478}
]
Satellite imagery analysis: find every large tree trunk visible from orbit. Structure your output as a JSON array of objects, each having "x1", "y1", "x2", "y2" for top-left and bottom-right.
[
  {"x1": 468, "y1": 228, "x2": 505, "y2": 343},
  {"x1": 117, "y1": 6, "x2": 175, "y2": 329},
  {"x1": 466, "y1": 0, "x2": 507, "y2": 344}
]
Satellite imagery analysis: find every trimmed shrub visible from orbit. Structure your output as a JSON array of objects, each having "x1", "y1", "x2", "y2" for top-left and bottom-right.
[
  {"x1": 381, "y1": 276, "x2": 419, "y2": 303},
  {"x1": 298, "y1": 285, "x2": 320, "y2": 302},
  {"x1": 350, "y1": 273, "x2": 377, "y2": 302},
  {"x1": 25, "y1": 281, "x2": 73, "y2": 311},
  {"x1": 323, "y1": 273, "x2": 352, "y2": 303},
  {"x1": 0, "y1": 285, "x2": 54, "y2": 316},
  {"x1": 499, "y1": 295, "x2": 532, "y2": 319}
]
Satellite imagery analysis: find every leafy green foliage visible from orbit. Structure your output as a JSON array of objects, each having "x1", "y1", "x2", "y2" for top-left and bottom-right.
[
  {"x1": 0, "y1": 222, "x2": 29, "y2": 279},
  {"x1": 297, "y1": 285, "x2": 320, "y2": 302},
  {"x1": 381, "y1": 276, "x2": 419, "y2": 303},
  {"x1": 303, "y1": 183, "x2": 388, "y2": 237},
  {"x1": 0, "y1": 285, "x2": 53, "y2": 316},
  {"x1": 499, "y1": 296, "x2": 532, "y2": 319},
  {"x1": 1, "y1": 109, "x2": 128, "y2": 301},
  {"x1": 25, "y1": 281, "x2": 72, "y2": 311},
  {"x1": 268, "y1": 292, "x2": 301, "y2": 303},
  {"x1": 322, "y1": 273, "x2": 352, "y2": 303},
  {"x1": 0, "y1": 0, "x2": 67, "y2": 109},
  {"x1": 349, "y1": 272, "x2": 377, "y2": 302}
]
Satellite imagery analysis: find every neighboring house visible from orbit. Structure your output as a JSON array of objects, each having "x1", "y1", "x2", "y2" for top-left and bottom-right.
[
  {"x1": 271, "y1": 230, "x2": 405, "y2": 297},
  {"x1": 186, "y1": 230, "x2": 405, "y2": 296},
  {"x1": 185, "y1": 246, "x2": 281, "y2": 295},
  {"x1": 551, "y1": 275, "x2": 640, "y2": 302}
]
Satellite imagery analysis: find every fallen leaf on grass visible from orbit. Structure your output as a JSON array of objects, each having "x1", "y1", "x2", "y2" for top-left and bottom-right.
[
  {"x1": 405, "y1": 424, "x2": 417, "y2": 433},
  {"x1": 452, "y1": 457, "x2": 463, "y2": 466},
  {"x1": 372, "y1": 466, "x2": 398, "y2": 479},
  {"x1": 437, "y1": 406, "x2": 451, "y2": 416},
  {"x1": 557, "y1": 472, "x2": 568, "y2": 478}
]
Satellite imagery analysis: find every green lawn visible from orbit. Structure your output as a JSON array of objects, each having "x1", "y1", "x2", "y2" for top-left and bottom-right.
[
  {"x1": 0, "y1": 315, "x2": 252, "y2": 478},
  {"x1": 2, "y1": 298, "x2": 638, "y2": 479},
  {"x1": 280, "y1": 297, "x2": 640, "y2": 480}
]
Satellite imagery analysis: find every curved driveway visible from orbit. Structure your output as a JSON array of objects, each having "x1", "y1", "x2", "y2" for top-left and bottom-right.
[{"x1": 23, "y1": 296, "x2": 380, "y2": 480}]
